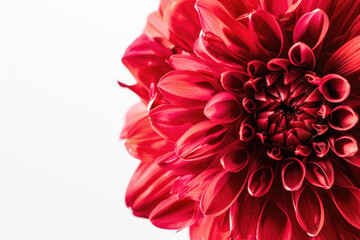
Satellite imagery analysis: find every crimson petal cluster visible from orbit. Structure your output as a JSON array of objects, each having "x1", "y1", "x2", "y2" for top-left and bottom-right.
[{"x1": 120, "y1": 0, "x2": 360, "y2": 239}]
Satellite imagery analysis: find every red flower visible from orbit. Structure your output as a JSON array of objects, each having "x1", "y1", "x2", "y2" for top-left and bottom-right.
[{"x1": 120, "y1": 0, "x2": 360, "y2": 239}]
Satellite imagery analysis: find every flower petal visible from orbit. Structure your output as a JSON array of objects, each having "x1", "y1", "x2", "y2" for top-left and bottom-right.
[
  {"x1": 167, "y1": 54, "x2": 212, "y2": 74},
  {"x1": 256, "y1": 200, "x2": 292, "y2": 240},
  {"x1": 200, "y1": 169, "x2": 248, "y2": 217},
  {"x1": 258, "y1": 0, "x2": 293, "y2": 18},
  {"x1": 249, "y1": 10, "x2": 285, "y2": 57},
  {"x1": 247, "y1": 163, "x2": 274, "y2": 197},
  {"x1": 305, "y1": 156, "x2": 334, "y2": 189},
  {"x1": 324, "y1": 36, "x2": 360, "y2": 84},
  {"x1": 329, "y1": 106, "x2": 358, "y2": 131},
  {"x1": 330, "y1": 185, "x2": 360, "y2": 230},
  {"x1": 175, "y1": 121, "x2": 228, "y2": 160},
  {"x1": 329, "y1": 133, "x2": 358, "y2": 158},
  {"x1": 282, "y1": 157, "x2": 306, "y2": 191},
  {"x1": 220, "y1": 71, "x2": 249, "y2": 95},
  {"x1": 292, "y1": 186, "x2": 324, "y2": 236},
  {"x1": 239, "y1": 116, "x2": 256, "y2": 141},
  {"x1": 126, "y1": 162, "x2": 174, "y2": 218},
  {"x1": 220, "y1": 146, "x2": 249, "y2": 173},
  {"x1": 158, "y1": 70, "x2": 218, "y2": 108},
  {"x1": 204, "y1": 92, "x2": 242, "y2": 123},
  {"x1": 319, "y1": 74, "x2": 351, "y2": 103},
  {"x1": 288, "y1": 42, "x2": 315, "y2": 70},
  {"x1": 149, "y1": 104, "x2": 206, "y2": 142},
  {"x1": 293, "y1": 9, "x2": 329, "y2": 49},
  {"x1": 190, "y1": 212, "x2": 231, "y2": 240},
  {"x1": 150, "y1": 195, "x2": 197, "y2": 229}
]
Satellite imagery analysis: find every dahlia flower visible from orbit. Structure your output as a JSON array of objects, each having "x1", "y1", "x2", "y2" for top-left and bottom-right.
[{"x1": 120, "y1": 0, "x2": 360, "y2": 239}]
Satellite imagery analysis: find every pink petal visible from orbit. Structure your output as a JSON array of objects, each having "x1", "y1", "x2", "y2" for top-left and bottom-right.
[
  {"x1": 266, "y1": 147, "x2": 283, "y2": 160},
  {"x1": 220, "y1": 146, "x2": 249, "y2": 173},
  {"x1": 317, "y1": 104, "x2": 331, "y2": 118},
  {"x1": 267, "y1": 58, "x2": 290, "y2": 72},
  {"x1": 149, "y1": 104, "x2": 206, "y2": 142},
  {"x1": 200, "y1": 169, "x2": 248, "y2": 217},
  {"x1": 319, "y1": 74, "x2": 350, "y2": 103},
  {"x1": 256, "y1": 200, "x2": 292, "y2": 240},
  {"x1": 330, "y1": 185, "x2": 360, "y2": 230},
  {"x1": 292, "y1": 186, "x2": 324, "y2": 236},
  {"x1": 312, "y1": 138, "x2": 330, "y2": 158},
  {"x1": 282, "y1": 157, "x2": 306, "y2": 191},
  {"x1": 249, "y1": 10, "x2": 285, "y2": 57},
  {"x1": 288, "y1": 42, "x2": 315, "y2": 70},
  {"x1": 247, "y1": 163, "x2": 274, "y2": 197},
  {"x1": 329, "y1": 106, "x2": 358, "y2": 131},
  {"x1": 204, "y1": 92, "x2": 242, "y2": 123},
  {"x1": 293, "y1": 9, "x2": 329, "y2": 49},
  {"x1": 158, "y1": 70, "x2": 218, "y2": 108},
  {"x1": 150, "y1": 195, "x2": 197, "y2": 229},
  {"x1": 175, "y1": 121, "x2": 228, "y2": 160},
  {"x1": 329, "y1": 133, "x2": 358, "y2": 158},
  {"x1": 242, "y1": 97, "x2": 256, "y2": 113},
  {"x1": 305, "y1": 156, "x2": 334, "y2": 189},
  {"x1": 220, "y1": 71, "x2": 249, "y2": 95}
]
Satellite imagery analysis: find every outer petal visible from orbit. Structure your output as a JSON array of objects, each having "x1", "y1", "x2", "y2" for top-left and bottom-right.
[
  {"x1": 293, "y1": 9, "x2": 329, "y2": 49},
  {"x1": 149, "y1": 104, "x2": 206, "y2": 142},
  {"x1": 292, "y1": 186, "x2": 324, "y2": 236},
  {"x1": 122, "y1": 109, "x2": 174, "y2": 162},
  {"x1": 330, "y1": 185, "x2": 360, "y2": 230},
  {"x1": 324, "y1": 36, "x2": 360, "y2": 92},
  {"x1": 247, "y1": 163, "x2": 273, "y2": 197},
  {"x1": 189, "y1": 212, "x2": 230, "y2": 240},
  {"x1": 200, "y1": 169, "x2": 248, "y2": 217},
  {"x1": 158, "y1": 70, "x2": 218, "y2": 108},
  {"x1": 329, "y1": 133, "x2": 358, "y2": 158},
  {"x1": 126, "y1": 162, "x2": 174, "y2": 218},
  {"x1": 220, "y1": 146, "x2": 249, "y2": 173},
  {"x1": 149, "y1": 195, "x2": 198, "y2": 229},
  {"x1": 258, "y1": 0, "x2": 293, "y2": 18},
  {"x1": 175, "y1": 121, "x2": 228, "y2": 160},
  {"x1": 256, "y1": 200, "x2": 292, "y2": 240}
]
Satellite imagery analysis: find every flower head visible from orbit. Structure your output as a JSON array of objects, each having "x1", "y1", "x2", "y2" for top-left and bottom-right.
[{"x1": 121, "y1": 0, "x2": 360, "y2": 239}]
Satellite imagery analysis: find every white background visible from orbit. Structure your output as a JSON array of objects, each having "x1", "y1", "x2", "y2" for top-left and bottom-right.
[{"x1": 0, "y1": 0, "x2": 188, "y2": 239}]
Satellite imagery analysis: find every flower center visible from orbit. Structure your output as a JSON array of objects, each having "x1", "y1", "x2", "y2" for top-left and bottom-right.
[{"x1": 245, "y1": 62, "x2": 323, "y2": 150}]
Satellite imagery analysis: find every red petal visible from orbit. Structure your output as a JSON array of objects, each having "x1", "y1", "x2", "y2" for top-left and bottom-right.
[
  {"x1": 293, "y1": 9, "x2": 329, "y2": 49},
  {"x1": 150, "y1": 195, "x2": 197, "y2": 229},
  {"x1": 324, "y1": 36, "x2": 360, "y2": 82},
  {"x1": 267, "y1": 147, "x2": 283, "y2": 160},
  {"x1": 175, "y1": 121, "x2": 228, "y2": 160},
  {"x1": 288, "y1": 42, "x2": 315, "y2": 70},
  {"x1": 190, "y1": 212, "x2": 231, "y2": 240},
  {"x1": 319, "y1": 74, "x2": 350, "y2": 103},
  {"x1": 330, "y1": 185, "x2": 360, "y2": 230},
  {"x1": 200, "y1": 170, "x2": 247, "y2": 217},
  {"x1": 247, "y1": 60, "x2": 268, "y2": 77},
  {"x1": 126, "y1": 162, "x2": 174, "y2": 217},
  {"x1": 256, "y1": 200, "x2": 292, "y2": 240},
  {"x1": 312, "y1": 138, "x2": 330, "y2": 158},
  {"x1": 282, "y1": 157, "x2": 306, "y2": 191},
  {"x1": 247, "y1": 163, "x2": 274, "y2": 197},
  {"x1": 239, "y1": 116, "x2": 256, "y2": 141},
  {"x1": 258, "y1": 0, "x2": 292, "y2": 18},
  {"x1": 158, "y1": 70, "x2": 217, "y2": 108},
  {"x1": 220, "y1": 146, "x2": 249, "y2": 173},
  {"x1": 249, "y1": 10, "x2": 284, "y2": 57},
  {"x1": 329, "y1": 133, "x2": 358, "y2": 158},
  {"x1": 329, "y1": 105, "x2": 358, "y2": 131},
  {"x1": 220, "y1": 71, "x2": 249, "y2": 95},
  {"x1": 231, "y1": 193, "x2": 261, "y2": 239},
  {"x1": 305, "y1": 156, "x2": 334, "y2": 189},
  {"x1": 149, "y1": 104, "x2": 206, "y2": 142},
  {"x1": 167, "y1": 54, "x2": 212, "y2": 74},
  {"x1": 204, "y1": 92, "x2": 242, "y2": 123},
  {"x1": 292, "y1": 186, "x2": 324, "y2": 236}
]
